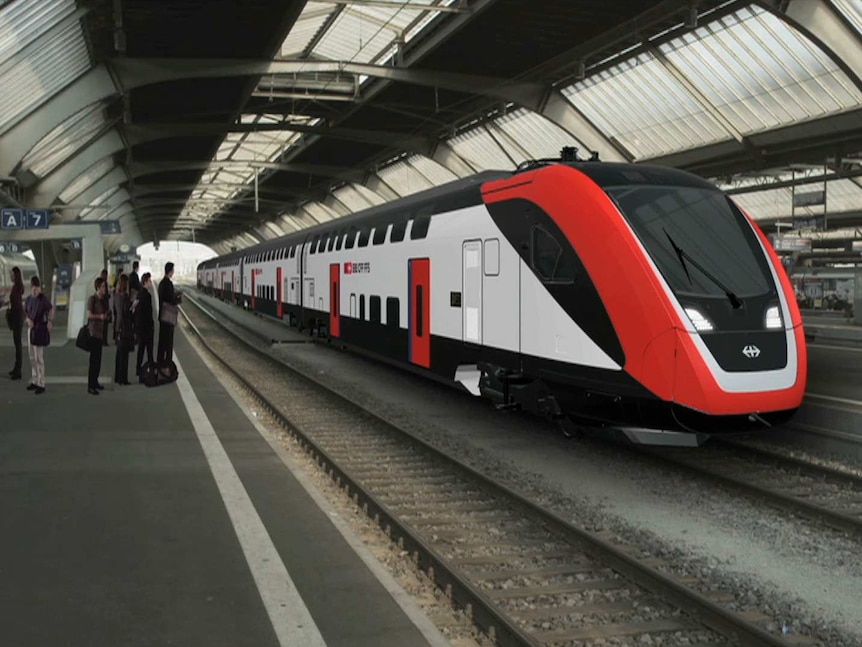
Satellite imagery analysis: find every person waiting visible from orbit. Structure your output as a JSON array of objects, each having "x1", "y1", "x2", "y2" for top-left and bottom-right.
[
  {"x1": 24, "y1": 276, "x2": 53, "y2": 395},
  {"x1": 134, "y1": 272, "x2": 155, "y2": 382},
  {"x1": 113, "y1": 273, "x2": 134, "y2": 386},
  {"x1": 86, "y1": 278, "x2": 109, "y2": 395},
  {"x1": 128, "y1": 261, "x2": 141, "y2": 300},
  {"x1": 157, "y1": 262, "x2": 180, "y2": 370},
  {"x1": 7, "y1": 266, "x2": 24, "y2": 381}
]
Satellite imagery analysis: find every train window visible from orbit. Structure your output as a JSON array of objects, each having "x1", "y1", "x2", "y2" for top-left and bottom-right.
[
  {"x1": 345, "y1": 226, "x2": 357, "y2": 249},
  {"x1": 410, "y1": 214, "x2": 430, "y2": 239},
  {"x1": 289, "y1": 246, "x2": 296, "y2": 259},
  {"x1": 369, "y1": 295, "x2": 381, "y2": 323},
  {"x1": 335, "y1": 229, "x2": 344, "y2": 251},
  {"x1": 531, "y1": 226, "x2": 575, "y2": 283},
  {"x1": 484, "y1": 238, "x2": 500, "y2": 276},
  {"x1": 311, "y1": 235, "x2": 320, "y2": 254},
  {"x1": 358, "y1": 227, "x2": 370, "y2": 247},
  {"x1": 359, "y1": 294, "x2": 366, "y2": 320},
  {"x1": 317, "y1": 236, "x2": 327, "y2": 253},
  {"x1": 327, "y1": 234, "x2": 336, "y2": 252},
  {"x1": 390, "y1": 220, "x2": 406, "y2": 243},
  {"x1": 386, "y1": 297, "x2": 399, "y2": 327},
  {"x1": 372, "y1": 225, "x2": 388, "y2": 246}
]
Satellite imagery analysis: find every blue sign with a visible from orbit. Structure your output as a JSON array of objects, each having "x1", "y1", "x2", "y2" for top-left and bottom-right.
[
  {"x1": 25, "y1": 209, "x2": 49, "y2": 229},
  {"x1": 1, "y1": 208, "x2": 23, "y2": 230}
]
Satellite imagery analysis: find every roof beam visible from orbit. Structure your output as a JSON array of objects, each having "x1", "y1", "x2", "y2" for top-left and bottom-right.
[{"x1": 128, "y1": 160, "x2": 364, "y2": 183}]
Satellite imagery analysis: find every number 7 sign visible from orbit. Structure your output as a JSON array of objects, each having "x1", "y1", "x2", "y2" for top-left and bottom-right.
[{"x1": 25, "y1": 209, "x2": 49, "y2": 229}]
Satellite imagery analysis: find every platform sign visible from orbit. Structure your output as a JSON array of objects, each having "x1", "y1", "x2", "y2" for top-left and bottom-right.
[
  {"x1": 1, "y1": 208, "x2": 23, "y2": 230},
  {"x1": 25, "y1": 209, "x2": 49, "y2": 229},
  {"x1": 0, "y1": 241, "x2": 24, "y2": 254},
  {"x1": 770, "y1": 235, "x2": 811, "y2": 252}
]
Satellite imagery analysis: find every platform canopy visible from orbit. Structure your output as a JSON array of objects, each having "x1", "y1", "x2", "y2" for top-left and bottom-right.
[{"x1": 1, "y1": 0, "x2": 861, "y2": 257}]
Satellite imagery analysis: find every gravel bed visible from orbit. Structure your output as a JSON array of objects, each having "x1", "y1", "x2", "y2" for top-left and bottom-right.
[{"x1": 190, "y1": 294, "x2": 862, "y2": 645}]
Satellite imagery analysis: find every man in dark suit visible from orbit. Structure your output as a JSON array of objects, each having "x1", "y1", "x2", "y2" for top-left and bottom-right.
[
  {"x1": 134, "y1": 272, "x2": 155, "y2": 381},
  {"x1": 128, "y1": 260, "x2": 142, "y2": 300},
  {"x1": 157, "y1": 262, "x2": 178, "y2": 368}
]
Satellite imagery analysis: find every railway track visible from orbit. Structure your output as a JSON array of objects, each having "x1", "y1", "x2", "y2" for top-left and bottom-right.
[
  {"x1": 638, "y1": 441, "x2": 862, "y2": 536},
  {"x1": 179, "y1": 292, "x2": 815, "y2": 647}
]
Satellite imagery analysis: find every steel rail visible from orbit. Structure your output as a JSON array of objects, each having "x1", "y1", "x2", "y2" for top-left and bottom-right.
[{"x1": 180, "y1": 292, "x2": 801, "y2": 647}]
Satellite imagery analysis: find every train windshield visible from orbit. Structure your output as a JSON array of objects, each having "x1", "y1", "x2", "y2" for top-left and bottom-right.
[{"x1": 606, "y1": 185, "x2": 773, "y2": 299}]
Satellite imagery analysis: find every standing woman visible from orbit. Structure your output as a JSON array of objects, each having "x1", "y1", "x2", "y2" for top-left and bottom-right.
[
  {"x1": 7, "y1": 266, "x2": 24, "y2": 380},
  {"x1": 113, "y1": 273, "x2": 133, "y2": 385},
  {"x1": 86, "y1": 277, "x2": 109, "y2": 395},
  {"x1": 24, "y1": 276, "x2": 53, "y2": 394}
]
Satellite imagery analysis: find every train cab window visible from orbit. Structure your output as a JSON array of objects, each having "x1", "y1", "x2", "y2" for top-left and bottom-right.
[
  {"x1": 359, "y1": 294, "x2": 366, "y2": 320},
  {"x1": 358, "y1": 227, "x2": 370, "y2": 247},
  {"x1": 484, "y1": 238, "x2": 500, "y2": 276},
  {"x1": 390, "y1": 220, "x2": 406, "y2": 243},
  {"x1": 311, "y1": 235, "x2": 320, "y2": 254},
  {"x1": 369, "y1": 295, "x2": 381, "y2": 323},
  {"x1": 386, "y1": 297, "x2": 399, "y2": 327},
  {"x1": 410, "y1": 214, "x2": 431, "y2": 239},
  {"x1": 372, "y1": 224, "x2": 388, "y2": 246},
  {"x1": 531, "y1": 226, "x2": 575, "y2": 283}
]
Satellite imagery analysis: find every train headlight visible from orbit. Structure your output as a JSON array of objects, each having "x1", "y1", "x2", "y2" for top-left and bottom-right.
[
  {"x1": 764, "y1": 305, "x2": 783, "y2": 329},
  {"x1": 684, "y1": 308, "x2": 714, "y2": 332}
]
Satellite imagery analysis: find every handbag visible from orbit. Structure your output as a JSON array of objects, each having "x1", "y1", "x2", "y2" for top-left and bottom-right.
[
  {"x1": 160, "y1": 302, "x2": 179, "y2": 327},
  {"x1": 4, "y1": 308, "x2": 12, "y2": 330},
  {"x1": 76, "y1": 325, "x2": 91, "y2": 351}
]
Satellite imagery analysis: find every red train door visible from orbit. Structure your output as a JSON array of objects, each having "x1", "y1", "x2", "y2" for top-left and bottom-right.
[
  {"x1": 329, "y1": 263, "x2": 340, "y2": 338},
  {"x1": 276, "y1": 267, "x2": 283, "y2": 318},
  {"x1": 409, "y1": 258, "x2": 430, "y2": 368}
]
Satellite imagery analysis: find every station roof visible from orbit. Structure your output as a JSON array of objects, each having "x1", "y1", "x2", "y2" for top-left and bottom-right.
[{"x1": 1, "y1": 0, "x2": 861, "y2": 256}]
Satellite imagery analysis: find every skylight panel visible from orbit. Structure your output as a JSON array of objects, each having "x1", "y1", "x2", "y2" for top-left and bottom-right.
[
  {"x1": 406, "y1": 155, "x2": 458, "y2": 185},
  {"x1": 563, "y1": 52, "x2": 730, "y2": 159},
  {"x1": 450, "y1": 128, "x2": 518, "y2": 171},
  {"x1": 496, "y1": 109, "x2": 589, "y2": 162},
  {"x1": 0, "y1": 20, "x2": 90, "y2": 134},
  {"x1": 661, "y1": 6, "x2": 862, "y2": 134},
  {"x1": 378, "y1": 159, "x2": 435, "y2": 196},
  {"x1": 0, "y1": 0, "x2": 74, "y2": 66},
  {"x1": 833, "y1": 0, "x2": 862, "y2": 35}
]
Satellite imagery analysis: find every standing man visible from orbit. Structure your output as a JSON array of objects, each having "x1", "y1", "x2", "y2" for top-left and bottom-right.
[
  {"x1": 99, "y1": 268, "x2": 110, "y2": 346},
  {"x1": 157, "y1": 262, "x2": 179, "y2": 369},
  {"x1": 128, "y1": 260, "x2": 141, "y2": 301},
  {"x1": 135, "y1": 272, "x2": 155, "y2": 382}
]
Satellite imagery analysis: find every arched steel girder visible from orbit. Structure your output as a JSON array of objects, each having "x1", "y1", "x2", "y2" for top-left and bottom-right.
[
  {"x1": 64, "y1": 167, "x2": 129, "y2": 220},
  {"x1": 127, "y1": 160, "x2": 365, "y2": 184}
]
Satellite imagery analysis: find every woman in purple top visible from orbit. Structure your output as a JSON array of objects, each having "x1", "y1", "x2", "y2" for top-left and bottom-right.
[
  {"x1": 24, "y1": 276, "x2": 53, "y2": 394},
  {"x1": 7, "y1": 266, "x2": 24, "y2": 380}
]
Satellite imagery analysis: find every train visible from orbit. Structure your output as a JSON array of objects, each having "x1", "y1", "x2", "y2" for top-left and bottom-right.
[{"x1": 198, "y1": 151, "x2": 807, "y2": 444}]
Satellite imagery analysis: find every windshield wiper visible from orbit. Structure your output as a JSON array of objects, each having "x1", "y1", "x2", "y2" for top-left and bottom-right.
[{"x1": 663, "y1": 229, "x2": 743, "y2": 309}]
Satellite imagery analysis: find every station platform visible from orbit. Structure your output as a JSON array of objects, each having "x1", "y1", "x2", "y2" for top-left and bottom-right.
[
  {"x1": 803, "y1": 312, "x2": 862, "y2": 347},
  {"x1": 0, "y1": 331, "x2": 448, "y2": 647}
]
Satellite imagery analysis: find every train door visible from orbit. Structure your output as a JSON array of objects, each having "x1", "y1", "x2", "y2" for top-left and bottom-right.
[
  {"x1": 462, "y1": 241, "x2": 482, "y2": 345},
  {"x1": 329, "y1": 264, "x2": 340, "y2": 337},
  {"x1": 303, "y1": 278, "x2": 315, "y2": 310},
  {"x1": 276, "y1": 267, "x2": 283, "y2": 318},
  {"x1": 408, "y1": 258, "x2": 430, "y2": 367},
  {"x1": 220, "y1": 271, "x2": 226, "y2": 300}
]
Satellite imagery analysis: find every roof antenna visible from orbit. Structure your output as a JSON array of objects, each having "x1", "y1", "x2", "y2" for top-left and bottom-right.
[{"x1": 560, "y1": 146, "x2": 580, "y2": 162}]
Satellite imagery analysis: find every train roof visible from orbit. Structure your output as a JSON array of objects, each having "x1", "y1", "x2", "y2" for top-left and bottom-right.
[{"x1": 200, "y1": 161, "x2": 718, "y2": 269}]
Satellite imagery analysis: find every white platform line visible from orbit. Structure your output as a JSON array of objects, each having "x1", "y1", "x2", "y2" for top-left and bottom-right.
[
  {"x1": 172, "y1": 354, "x2": 328, "y2": 647},
  {"x1": 806, "y1": 393, "x2": 862, "y2": 408},
  {"x1": 186, "y1": 331, "x2": 452, "y2": 647}
]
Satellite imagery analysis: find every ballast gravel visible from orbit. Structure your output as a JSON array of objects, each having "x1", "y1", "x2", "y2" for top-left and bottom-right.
[{"x1": 262, "y1": 340, "x2": 862, "y2": 647}]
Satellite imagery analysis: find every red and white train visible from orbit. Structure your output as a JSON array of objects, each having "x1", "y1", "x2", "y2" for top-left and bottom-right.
[{"x1": 198, "y1": 154, "x2": 807, "y2": 443}]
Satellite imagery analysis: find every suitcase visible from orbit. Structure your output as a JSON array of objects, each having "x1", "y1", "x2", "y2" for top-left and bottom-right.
[
  {"x1": 156, "y1": 360, "x2": 179, "y2": 386},
  {"x1": 142, "y1": 362, "x2": 159, "y2": 387}
]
